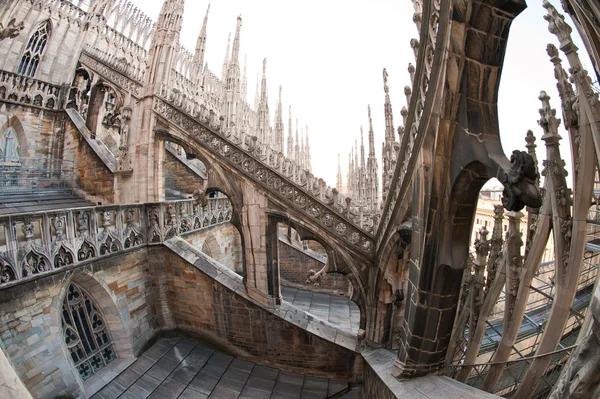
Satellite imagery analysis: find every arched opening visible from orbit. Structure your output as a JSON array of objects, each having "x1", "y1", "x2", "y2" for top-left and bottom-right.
[
  {"x1": 61, "y1": 282, "x2": 117, "y2": 382},
  {"x1": 68, "y1": 66, "x2": 92, "y2": 120},
  {"x1": 164, "y1": 141, "x2": 207, "y2": 200},
  {"x1": 277, "y1": 225, "x2": 361, "y2": 334},
  {"x1": 55, "y1": 270, "x2": 135, "y2": 397},
  {"x1": 182, "y1": 188, "x2": 244, "y2": 277},
  {"x1": 86, "y1": 82, "x2": 122, "y2": 149},
  {"x1": 17, "y1": 20, "x2": 50, "y2": 77},
  {"x1": 201, "y1": 236, "x2": 214, "y2": 258},
  {"x1": 0, "y1": 125, "x2": 21, "y2": 188}
]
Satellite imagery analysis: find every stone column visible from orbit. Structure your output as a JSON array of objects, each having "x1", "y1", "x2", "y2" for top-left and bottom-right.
[
  {"x1": 503, "y1": 211, "x2": 524, "y2": 329},
  {"x1": 266, "y1": 217, "x2": 282, "y2": 305},
  {"x1": 239, "y1": 182, "x2": 272, "y2": 307}
]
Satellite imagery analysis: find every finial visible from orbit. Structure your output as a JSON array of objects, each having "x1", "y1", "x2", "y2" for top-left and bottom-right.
[
  {"x1": 263, "y1": 58, "x2": 267, "y2": 73},
  {"x1": 538, "y1": 91, "x2": 562, "y2": 142},
  {"x1": 543, "y1": 0, "x2": 573, "y2": 48},
  {"x1": 525, "y1": 130, "x2": 536, "y2": 155},
  {"x1": 383, "y1": 68, "x2": 389, "y2": 94},
  {"x1": 546, "y1": 43, "x2": 560, "y2": 61}
]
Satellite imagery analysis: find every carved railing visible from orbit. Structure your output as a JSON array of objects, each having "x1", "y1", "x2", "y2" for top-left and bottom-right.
[
  {"x1": 375, "y1": 0, "x2": 448, "y2": 253},
  {"x1": 0, "y1": 197, "x2": 232, "y2": 287},
  {"x1": 79, "y1": 51, "x2": 144, "y2": 98},
  {"x1": 73, "y1": 4, "x2": 377, "y2": 243},
  {"x1": 0, "y1": 70, "x2": 62, "y2": 110},
  {"x1": 101, "y1": 0, "x2": 154, "y2": 50},
  {"x1": 30, "y1": 0, "x2": 88, "y2": 24},
  {"x1": 154, "y1": 97, "x2": 376, "y2": 256}
]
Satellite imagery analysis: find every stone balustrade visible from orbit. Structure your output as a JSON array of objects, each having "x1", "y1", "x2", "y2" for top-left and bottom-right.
[
  {"x1": 0, "y1": 197, "x2": 232, "y2": 288},
  {"x1": 0, "y1": 70, "x2": 62, "y2": 110}
]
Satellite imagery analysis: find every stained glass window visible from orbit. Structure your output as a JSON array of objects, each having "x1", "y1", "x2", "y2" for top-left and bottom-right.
[
  {"x1": 17, "y1": 21, "x2": 50, "y2": 77},
  {"x1": 62, "y1": 283, "x2": 117, "y2": 381}
]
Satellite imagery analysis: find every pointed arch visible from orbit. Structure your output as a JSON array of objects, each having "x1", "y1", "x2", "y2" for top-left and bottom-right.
[
  {"x1": 17, "y1": 20, "x2": 51, "y2": 77},
  {"x1": 201, "y1": 232, "x2": 220, "y2": 261},
  {"x1": 0, "y1": 116, "x2": 28, "y2": 160},
  {"x1": 56, "y1": 270, "x2": 133, "y2": 387},
  {"x1": 61, "y1": 282, "x2": 118, "y2": 381}
]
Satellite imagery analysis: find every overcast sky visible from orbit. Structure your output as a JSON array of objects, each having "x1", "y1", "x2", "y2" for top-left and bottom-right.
[{"x1": 128, "y1": 0, "x2": 591, "y2": 189}]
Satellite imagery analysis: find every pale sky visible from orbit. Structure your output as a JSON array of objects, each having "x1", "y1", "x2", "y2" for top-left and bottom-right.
[{"x1": 129, "y1": 0, "x2": 591, "y2": 189}]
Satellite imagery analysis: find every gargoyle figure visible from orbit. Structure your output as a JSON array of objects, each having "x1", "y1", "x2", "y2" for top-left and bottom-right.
[
  {"x1": 501, "y1": 150, "x2": 542, "y2": 211},
  {"x1": 0, "y1": 18, "x2": 24, "y2": 41}
]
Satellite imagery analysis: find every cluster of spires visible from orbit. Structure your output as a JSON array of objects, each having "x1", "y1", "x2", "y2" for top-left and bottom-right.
[
  {"x1": 147, "y1": 0, "x2": 421, "y2": 213},
  {"x1": 159, "y1": 1, "x2": 312, "y2": 170},
  {"x1": 337, "y1": 68, "x2": 402, "y2": 214}
]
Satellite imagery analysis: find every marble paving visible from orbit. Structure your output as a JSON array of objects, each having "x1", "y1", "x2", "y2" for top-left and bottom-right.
[
  {"x1": 281, "y1": 286, "x2": 360, "y2": 335},
  {"x1": 91, "y1": 338, "x2": 360, "y2": 399}
]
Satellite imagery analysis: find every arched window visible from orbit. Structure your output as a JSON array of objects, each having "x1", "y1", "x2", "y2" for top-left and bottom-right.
[
  {"x1": 17, "y1": 21, "x2": 50, "y2": 77},
  {"x1": 62, "y1": 283, "x2": 117, "y2": 381},
  {"x1": 0, "y1": 127, "x2": 19, "y2": 163}
]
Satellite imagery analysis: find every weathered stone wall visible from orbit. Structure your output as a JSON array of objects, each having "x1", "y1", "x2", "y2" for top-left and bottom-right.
[
  {"x1": 164, "y1": 150, "x2": 204, "y2": 195},
  {"x1": 63, "y1": 117, "x2": 114, "y2": 204},
  {"x1": 185, "y1": 222, "x2": 243, "y2": 275},
  {"x1": 0, "y1": 249, "x2": 158, "y2": 398},
  {"x1": 152, "y1": 246, "x2": 363, "y2": 380},
  {"x1": 279, "y1": 240, "x2": 350, "y2": 295}
]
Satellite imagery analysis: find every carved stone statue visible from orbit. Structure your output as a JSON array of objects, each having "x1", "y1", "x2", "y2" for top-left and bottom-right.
[
  {"x1": 0, "y1": 18, "x2": 24, "y2": 41},
  {"x1": 501, "y1": 150, "x2": 542, "y2": 211}
]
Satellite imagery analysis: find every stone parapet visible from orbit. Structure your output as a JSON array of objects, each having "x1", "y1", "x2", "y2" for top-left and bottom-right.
[
  {"x1": 0, "y1": 197, "x2": 232, "y2": 289},
  {"x1": 362, "y1": 348, "x2": 500, "y2": 398}
]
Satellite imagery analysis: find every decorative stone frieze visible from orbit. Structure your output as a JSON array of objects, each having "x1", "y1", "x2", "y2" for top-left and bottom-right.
[
  {"x1": 0, "y1": 198, "x2": 232, "y2": 288},
  {"x1": 153, "y1": 97, "x2": 375, "y2": 256},
  {"x1": 0, "y1": 70, "x2": 61, "y2": 110}
]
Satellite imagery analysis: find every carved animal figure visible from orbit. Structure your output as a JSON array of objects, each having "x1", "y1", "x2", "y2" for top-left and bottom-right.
[{"x1": 501, "y1": 150, "x2": 542, "y2": 211}]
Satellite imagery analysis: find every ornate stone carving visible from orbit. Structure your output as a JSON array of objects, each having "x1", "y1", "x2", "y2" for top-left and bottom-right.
[
  {"x1": 22, "y1": 218, "x2": 34, "y2": 241},
  {"x1": 77, "y1": 213, "x2": 89, "y2": 238},
  {"x1": 22, "y1": 250, "x2": 49, "y2": 277},
  {"x1": 153, "y1": 97, "x2": 375, "y2": 255},
  {"x1": 0, "y1": 70, "x2": 61, "y2": 110},
  {"x1": 543, "y1": 0, "x2": 573, "y2": 46},
  {"x1": 500, "y1": 150, "x2": 542, "y2": 211},
  {"x1": 54, "y1": 246, "x2": 74, "y2": 268},
  {"x1": 53, "y1": 213, "x2": 67, "y2": 243},
  {"x1": 78, "y1": 241, "x2": 95, "y2": 261}
]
